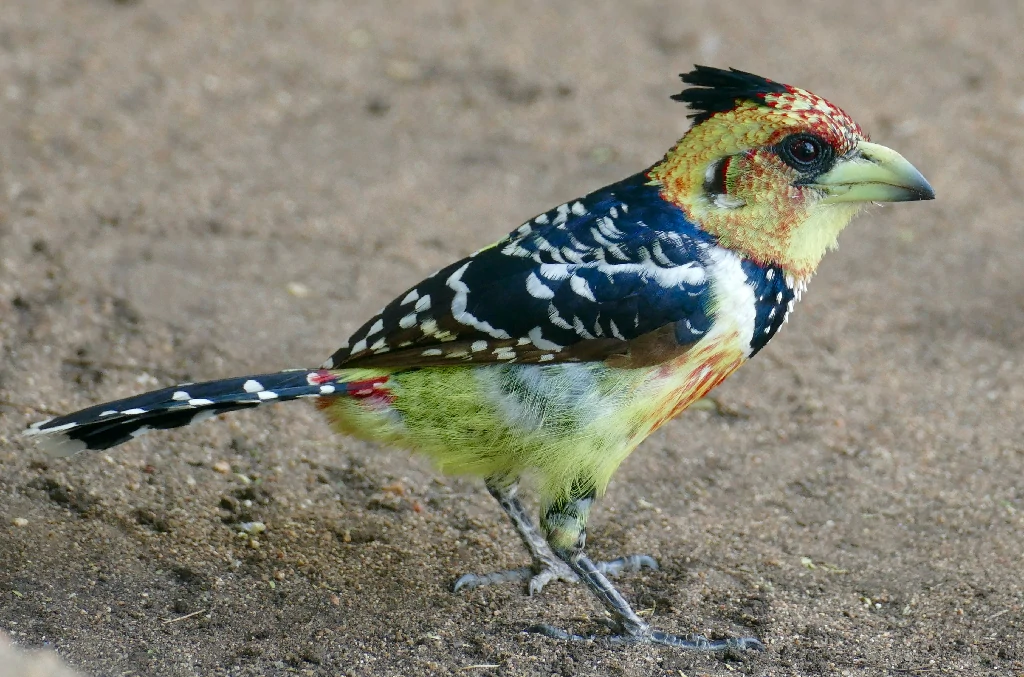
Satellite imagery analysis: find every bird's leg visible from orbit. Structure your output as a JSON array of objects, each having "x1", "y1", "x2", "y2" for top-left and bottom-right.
[
  {"x1": 531, "y1": 495, "x2": 765, "y2": 652},
  {"x1": 453, "y1": 479, "x2": 657, "y2": 595},
  {"x1": 453, "y1": 480, "x2": 571, "y2": 594}
]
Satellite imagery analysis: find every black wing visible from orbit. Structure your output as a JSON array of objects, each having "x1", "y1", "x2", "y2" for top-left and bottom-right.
[{"x1": 326, "y1": 172, "x2": 719, "y2": 369}]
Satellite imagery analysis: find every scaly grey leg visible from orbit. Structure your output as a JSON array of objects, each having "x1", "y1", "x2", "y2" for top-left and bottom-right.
[
  {"x1": 530, "y1": 493, "x2": 764, "y2": 651},
  {"x1": 532, "y1": 550, "x2": 764, "y2": 651},
  {"x1": 453, "y1": 480, "x2": 657, "y2": 595}
]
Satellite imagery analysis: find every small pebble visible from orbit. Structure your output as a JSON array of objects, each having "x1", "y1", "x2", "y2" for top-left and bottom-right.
[
  {"x1": 385, "y1": 59, "x2": 422, "y2": 82},
  {"x1": 348, "y1": 28, "x2": 371, "y2": 49},
  {"x1": 239, "y1": 521, "x2": 266, "y2": 535},
  {"x1": 12, "y1": 518, "x2": 28, "y2": 527},
  {"x1": 286, "y1": 282, "x2": 310, "y2": 298},
  {"x1": 212, "y1": 461, "x2": 231, "y2": 474}
]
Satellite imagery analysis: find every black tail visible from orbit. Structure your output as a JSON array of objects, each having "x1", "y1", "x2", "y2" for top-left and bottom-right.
[{"x1": 24, "y1": 369, "x2": 346, "y2": 455}]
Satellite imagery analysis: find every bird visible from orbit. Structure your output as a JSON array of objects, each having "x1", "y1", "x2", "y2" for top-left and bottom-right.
[{"x1": 24, "y1": 66, "x2": 934, "y2": 651}]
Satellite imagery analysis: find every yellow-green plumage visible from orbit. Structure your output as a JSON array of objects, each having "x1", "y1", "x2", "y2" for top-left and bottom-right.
[
  {"x1": 321, "y1": 308, "x2": 750, "y2": 516},
  {"x1": 321, "y1": 363, "x2": 654, "y2": 510}
]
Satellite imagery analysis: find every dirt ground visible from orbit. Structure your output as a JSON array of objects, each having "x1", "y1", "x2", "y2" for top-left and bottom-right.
[{"x1": 1, "y1": 1, "x2": 1022, "y2": 675}]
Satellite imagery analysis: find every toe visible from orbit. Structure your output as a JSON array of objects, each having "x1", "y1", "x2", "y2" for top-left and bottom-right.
[
  {"x1": 527, "y1": 565, "x2": 579, "y2": 596},
  {"x1": 453, "y1": 566, "x2": 533, "y2": 592},
  {"x1": 597, "y1": 554, "x2": 659, "y2": 577}
]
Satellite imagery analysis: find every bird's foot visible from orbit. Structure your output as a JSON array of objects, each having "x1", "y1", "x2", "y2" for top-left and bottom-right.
[
  {"x1": 529, "y1": 619, "x2": 764, "y2": 652},
  {"x1": 453, "y1": 554, "x2": 658, "y2": 596}
]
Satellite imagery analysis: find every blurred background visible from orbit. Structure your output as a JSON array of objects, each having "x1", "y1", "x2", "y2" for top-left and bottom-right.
[{"x1": 0, "y1": 1, "x2": 1021, "y2": 675}]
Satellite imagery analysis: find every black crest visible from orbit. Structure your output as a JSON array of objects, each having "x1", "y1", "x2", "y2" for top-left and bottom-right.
[{"x1": 671, "y1": 65, "x2": 789, "y2": 124}]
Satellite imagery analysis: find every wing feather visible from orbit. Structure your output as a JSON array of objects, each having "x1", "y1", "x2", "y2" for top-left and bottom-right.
[{"x1": 326, "y1": 172, "x2": 718, "y2": 369}]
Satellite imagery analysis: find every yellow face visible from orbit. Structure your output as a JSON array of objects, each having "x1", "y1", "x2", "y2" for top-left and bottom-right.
[{"x1": 651, "y1": 85, "x2": 933, "y2": 280}]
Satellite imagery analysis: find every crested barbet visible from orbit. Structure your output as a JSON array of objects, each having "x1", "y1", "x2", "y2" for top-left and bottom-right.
[{"x1": 25, "y1": 66, "x2": 934, "y2": 650}]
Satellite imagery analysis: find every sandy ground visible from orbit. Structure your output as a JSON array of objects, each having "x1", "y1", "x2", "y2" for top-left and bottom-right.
[{"x1": 1, "y1": 1, "x2": 1023, "y2": 675}]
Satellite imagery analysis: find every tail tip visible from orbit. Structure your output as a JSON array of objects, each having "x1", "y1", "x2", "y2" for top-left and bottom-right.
[{"x1": 24, "y1": 420, "x2": 89, "y2": 458}]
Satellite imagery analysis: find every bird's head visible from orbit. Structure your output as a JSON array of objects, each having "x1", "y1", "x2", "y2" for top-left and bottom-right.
[{"x1": 650, "y1": 66, "x2": 934, "y2": 281}]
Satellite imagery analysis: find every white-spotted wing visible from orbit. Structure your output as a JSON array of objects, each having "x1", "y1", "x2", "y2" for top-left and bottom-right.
[{"x1": 326, "y1": 172, "x2": 718, "y2": 369}]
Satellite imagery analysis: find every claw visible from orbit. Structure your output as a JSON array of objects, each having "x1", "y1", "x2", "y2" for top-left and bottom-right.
[
  {"x1": 453, "y1": 554, "x2": 659, "y2": 595},
  {"x1": 452, "y1": 566, "x2": 534, "y2": 592},
  {"x1": 528, "y1": 623, "x2": 595, "y2": 642},
  {"x1": 526, "y1": 562, "x2": 579, "y2": 595},
  {"x1": 597, "y1": 554, "x2": 659, "y2": 577},
  {"x1": 453, "y1": 561, "x2": 578, "y2": 595}
]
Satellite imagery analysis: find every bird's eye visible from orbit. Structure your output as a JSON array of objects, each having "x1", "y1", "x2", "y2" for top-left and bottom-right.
[
  {"x1": 789, "y1": 138, "x2": 820, "y2": 163},
  {"x1": 777, "y1": 134, "x2": 832, "y2": 172}
]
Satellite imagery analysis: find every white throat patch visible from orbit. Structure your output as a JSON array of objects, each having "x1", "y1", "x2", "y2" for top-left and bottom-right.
[{"x1": 704, "y1": 246, "x2": 757, "y2": 357}]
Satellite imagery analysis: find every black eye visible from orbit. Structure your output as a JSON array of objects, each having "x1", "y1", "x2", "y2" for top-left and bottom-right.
[
  {"x1": 777, "y1": 133, "x2": 833, "y2": 172},
  {"x1": 789, "y1": 138, "x2": 820, "y2": 163}
]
